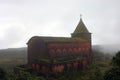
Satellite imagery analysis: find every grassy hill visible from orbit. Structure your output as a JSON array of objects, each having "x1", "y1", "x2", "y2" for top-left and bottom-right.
[{"x1": 0, "y1": 47, "x2": 27, "y2": 69}]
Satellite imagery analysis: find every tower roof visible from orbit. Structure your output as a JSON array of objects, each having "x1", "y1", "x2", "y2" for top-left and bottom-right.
[{"x1": 73, "y1": 18, "x2": 89, "y2": 33}]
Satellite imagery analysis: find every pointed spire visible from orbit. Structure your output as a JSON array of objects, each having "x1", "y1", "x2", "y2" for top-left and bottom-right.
[
  {"x1": 80, "y1": 14, "x2": 82, "y2": 19},
  {"x1": 73, "y1": 16, "x2": 89, "y2": 33}
]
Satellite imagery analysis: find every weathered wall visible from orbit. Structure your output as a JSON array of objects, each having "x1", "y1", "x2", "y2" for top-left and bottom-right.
[{"x1": 47, "y1": 42, "x2": 91, "y2": 57}]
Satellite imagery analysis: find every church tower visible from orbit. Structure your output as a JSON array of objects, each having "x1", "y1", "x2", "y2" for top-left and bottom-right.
[{"x1": 71, "y1": 17, "x2": 91, "y2": 43}]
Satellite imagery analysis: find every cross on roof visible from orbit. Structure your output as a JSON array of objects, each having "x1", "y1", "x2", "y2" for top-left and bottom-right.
[{"x1": 80, "y1": 14, "x2": 82, "y2": 19}]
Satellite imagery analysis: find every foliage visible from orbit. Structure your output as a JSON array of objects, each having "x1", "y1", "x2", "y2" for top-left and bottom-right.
[
  {"x1": 111, "y1": 51, "x2": 120, "y2": 68},
  {"x1": 6, "y1": 69, "x2": 47, "y2": 80},
  {"x1": 104, "y1": 68, "x2": 120, "y2": 80},
  {"x1": 0, "y1": 68, "x2": 7, "y2": 80},
  {"x1": 79, "y1": 63, "x2": 103, "y2": 80},
  {"x1": 104, "y1": 51, "x2": 120, "y2": 80}
]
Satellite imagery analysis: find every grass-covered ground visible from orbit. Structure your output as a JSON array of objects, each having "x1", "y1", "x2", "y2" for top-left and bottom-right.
[{"x1": 0, "y1": 48, "x2": 27, "y2": 69}]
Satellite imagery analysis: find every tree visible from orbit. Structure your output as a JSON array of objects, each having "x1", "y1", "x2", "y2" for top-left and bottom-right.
[
  {"x1": 0, "y1": 68, "x2": 7, "y2": 80},
  {"x1": 111, "y1": 51, "x2": 120, "y2": 68},
  {"x1": 104, "y1": 51, "x2": 120, "y2": 80}
]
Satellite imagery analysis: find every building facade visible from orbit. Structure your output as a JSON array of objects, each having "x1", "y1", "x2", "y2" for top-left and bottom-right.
[{"x1": 27, "y1": 18, "x2": 92, "y2": 73}]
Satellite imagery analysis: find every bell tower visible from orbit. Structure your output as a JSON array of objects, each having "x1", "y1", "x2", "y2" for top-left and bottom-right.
[{"x1": 71, "y1": 17, "x2": 91, "y2": 42}]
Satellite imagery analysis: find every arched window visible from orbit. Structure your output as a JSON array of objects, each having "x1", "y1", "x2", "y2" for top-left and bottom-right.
[
  {"x1": 82, "y1": 48, "x2": 85, "y2": 51},
  {"x1": 49, "y1": 49, "x2": 55, "y2": 54},
  {"x1": 63, "y1": 48, "x2": 67, "y2": 54},
  {"x1": 82, "y1": 58, "x2": 87, "y2": 66},
  {"x1": 67, "y1": 63, "x2": 71, "y2": 69},
  {"x1": 73, "y1": 48, "x2": 78, "y2": 54},
  {"x1": 41, "y1": 66, "x2": 47, "y2": 72},
  {"x1": 68, "y1": 48, "x2": 73, "y2": 54},
  {"x1": 84, "y1": 48, "x2": 89, "y2": 54},
  {"x1": 32, "y1": 64, "x2": 35, "y2": 69},
  {"x1": 52, "y1": 65, "x2": 57, "y2": 73},
  {"x1": 73, "y1": 62, "x2": 78, "y2": 69},
  {"x1": 78, "y1": 48, "x2": 81, "y2": 52},
  {"x1": 56, "y1": 49, "x2": 62, "y2": 54},
  {"x1": 57, "y1": 64, "x2": 64, "y2": 72},
  {"x1": 36, "y1": 64, "x2": 40, "y2": 70},
  {"x1": 86, "y1": 48, "x2": 89, "y2": 51}
]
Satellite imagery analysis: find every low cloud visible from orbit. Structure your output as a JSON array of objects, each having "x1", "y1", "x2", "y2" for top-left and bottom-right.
[
  {"x1": 0, "y1": 0, "x2": 120, "y2": 49},
  {"x1": 0, "y1": 26, "x2": 26, "y2": 48}
]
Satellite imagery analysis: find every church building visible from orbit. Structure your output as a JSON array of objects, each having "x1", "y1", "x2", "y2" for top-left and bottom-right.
[{"x1": 27, "y1": 17, "x2": 92, "y2": 73}]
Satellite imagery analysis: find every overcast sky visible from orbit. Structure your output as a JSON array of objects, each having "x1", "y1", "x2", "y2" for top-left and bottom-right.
[{"x1": 0, "y1": 0, "x2": 120, "y2": 49}]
